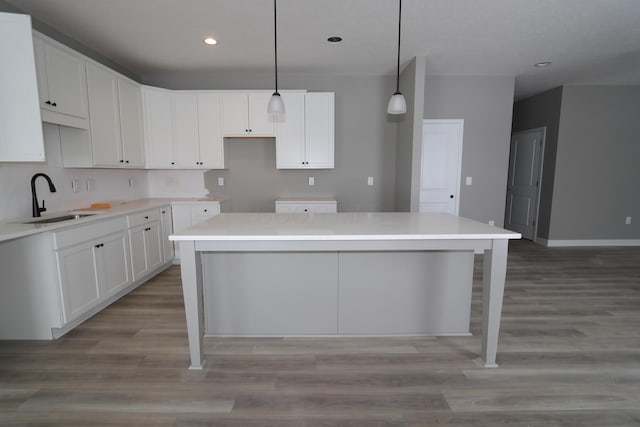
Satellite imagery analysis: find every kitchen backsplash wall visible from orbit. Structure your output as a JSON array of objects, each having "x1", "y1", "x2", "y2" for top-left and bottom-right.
[
  {"x1": 0, "y1": 123, "x2": 148, "y2": 221},
  {"x1": 146, "y1": 169, "x2": 210, "y2": 199}
]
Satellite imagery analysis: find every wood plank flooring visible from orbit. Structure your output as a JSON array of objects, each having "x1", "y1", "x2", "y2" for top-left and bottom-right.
[{"x1": 1, "y1": 240, "x2": 640, "y2": 426}]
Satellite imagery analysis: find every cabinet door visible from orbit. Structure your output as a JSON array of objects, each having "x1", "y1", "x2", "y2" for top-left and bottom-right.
[
  {"x1": 43, "y1": 42, "x2": 88, "y2": 118},
  {"x1": 248, "y1": 92, "x2": 275, "y2": 136},
  {"x1": 144, "y1": 222, "x2": 163, "y2": 272},
  {"x1": 87, "y1": 63, "x2": 122, "y2": 167},
  {"x1": 190, "y1": 203, "x2": 220, "y2": 225},
  {"x1": 221, "y1": 93, "x2": 249, "y2": 136},
  {"x1": 55, "y1": 243, "x2": 100, "y2": 324},
  {"x1": 97, "y1": 231, "x2": 131, "y2": 298},
  {"x1": 0, "y1": 13, "x2": 45, "y2": 162},
  {"x1": 305, "y1": 92, "x2": 334, "y2": 168},
  {"x1": 275, "y1": 92, "x2": 306, "y2": 168},
  {"x1": 160, "y1": 206, "x2": 174, "y2": 263},
  {"x1": 173, "y1": 92, "x2": 200, "y2": 168},
  {"x1": 118, "y1": 78, "x2": 145, "y2": 167},
  {"x1": 128, "y1": 225, "x2": 147, "y2": 281},
  {"x1": 142, "y1": 86, "x2": 175, "y2": 168},
  {"x1": 197, "y1": 93, "x2": 224, "y2": 169}
]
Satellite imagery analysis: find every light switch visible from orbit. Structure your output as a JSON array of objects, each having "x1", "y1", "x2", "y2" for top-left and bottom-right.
[
  {"x1": 488, "y1": 220, "x2": 495, "y2": 226},
  {"x1": 218, "y1": 177, "x2": 224, "y2": 186},
  {"x1": 466, "y1": 176, "x2": 473, "y2": 186},
  {"x1": 71, "y1": 179, "x2": 82, "y2": 193},
  {"x1": 626, "y1": 216, "x2": 632, "y2": 225},
  {"x1": 308, "y1": 177, "x2": 315, "y2": 186},
  {"x1": 367, "y1": 177, "x2": 374, "y2": 186}
]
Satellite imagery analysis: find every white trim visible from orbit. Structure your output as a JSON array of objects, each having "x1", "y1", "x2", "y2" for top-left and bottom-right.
[{"x1": 543, "y1": 239, "x2": 640, "y2": 247}]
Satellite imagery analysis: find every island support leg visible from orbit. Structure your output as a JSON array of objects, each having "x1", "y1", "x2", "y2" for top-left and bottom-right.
[
  {"x1": 179, "y1": 240, "x2": 206, "y2": 370},
  {"x1": 481, "y1": 239, "x2": 508, "y2": 367}
]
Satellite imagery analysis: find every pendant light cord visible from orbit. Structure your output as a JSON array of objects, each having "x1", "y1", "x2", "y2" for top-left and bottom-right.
[
  {"x1": 273, "y1": 0, "x2": 279, "y2": 94},
  {"x1": 395, "y1": 0, "x2": 402, "y2": 94}
]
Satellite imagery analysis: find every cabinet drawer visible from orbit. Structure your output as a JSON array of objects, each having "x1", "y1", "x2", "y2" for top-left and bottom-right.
[
  {"x1": 52, "y1": 216, "x2": 127, "y2": 250},
  {"x1": 275, "y1": 201, "x2": 337, "y2": 213},
  {"x1": 127, "y1": 208, "x2": 160, "y2": 228}
]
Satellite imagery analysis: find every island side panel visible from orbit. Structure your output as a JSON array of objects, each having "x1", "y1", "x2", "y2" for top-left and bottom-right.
[
  {"x1": 203, "y1": 252, "x2": 339, "y2": 335},
  {"x1": 178, "y1": 240, "x2": 206, "y2": 369},
  {"x1": 338, "y1": 251, "x2": 474, "y2": 335}
]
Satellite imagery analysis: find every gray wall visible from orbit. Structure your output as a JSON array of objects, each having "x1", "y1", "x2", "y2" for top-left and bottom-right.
[
  {"x1": 144, "y1": 72, "x2": 398, "y2": 212},
  {"x1": 424, "y1": 75, "x2": 515, "y2": 226},
  {"x1": 392, "y1": 56, "x2": 426, "y2": 212},
  {"x1": 549, "y1": 86, "x2": 640, "y2": 240},
  {"x1": 512, "y1": 87, "x2": 563, "y2": 239}
]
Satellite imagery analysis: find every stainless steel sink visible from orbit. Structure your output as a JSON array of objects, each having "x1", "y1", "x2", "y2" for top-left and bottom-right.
[{"x1": 25, "y1": 213, "x2": 95, "y2": 224}]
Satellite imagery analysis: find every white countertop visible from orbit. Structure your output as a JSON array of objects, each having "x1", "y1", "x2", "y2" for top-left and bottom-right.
[
  {"x1": 0, "y1": 198, "x2": 225, "y2": 243},
  {"x1": 170, "y1": 212, "x2": 521, "y2": 241}
]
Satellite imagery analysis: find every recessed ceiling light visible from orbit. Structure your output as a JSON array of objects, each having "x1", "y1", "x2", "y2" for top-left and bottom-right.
[
  {"x1": 203, "y1": 37, "x2": 218, "y2": 46},
  {"x1": 534, "y1": 61, "x2": 552, "y2": 67},
  {"x1": 327, "y1": 36, "x2": 343, "y2": 43}
]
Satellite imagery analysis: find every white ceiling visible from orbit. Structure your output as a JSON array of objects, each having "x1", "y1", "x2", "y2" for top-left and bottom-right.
[{"x1": 7, "y1": 0, "x2": 640, "y2": 99}]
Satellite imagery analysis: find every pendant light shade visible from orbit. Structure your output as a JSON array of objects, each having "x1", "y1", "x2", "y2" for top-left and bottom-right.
[
  {"x1": 267, "y1": 0, "x2": 285, "y2": 114},
  {"x1": 387, "y1": 0, "x2": 406, "y2": 115}
]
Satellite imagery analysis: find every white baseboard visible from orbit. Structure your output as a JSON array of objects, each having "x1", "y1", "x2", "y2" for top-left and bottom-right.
[{"x1": 542, "y1": 239, "x2": 640, "y2": 247}]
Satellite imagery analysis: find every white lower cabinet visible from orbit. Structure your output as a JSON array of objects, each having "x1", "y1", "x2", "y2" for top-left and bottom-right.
[
  {"x1": 171, "y1": 201, "x2": 224, "y2": 261},
  {"x1": 127, "y1": 209, "x2": 163, "y2": 281},
  {"x1": 160, "y1": 206, "x2": 174, "y2": 262},
  {"x1": 53, "y1": 217, "x2": 132, "y2": 325}
]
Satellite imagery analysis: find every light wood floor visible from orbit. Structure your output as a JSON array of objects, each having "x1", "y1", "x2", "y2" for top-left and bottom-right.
[{"x1": 1, "y1": 240, "x2": 640, "y2": 426}]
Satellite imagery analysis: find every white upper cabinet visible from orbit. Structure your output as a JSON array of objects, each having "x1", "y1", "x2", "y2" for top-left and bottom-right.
[
  {"x1": 33, "y1": 34, "x2": 89, "y2": 128},
  {"x1": 221, "y1": 92, "x2": 275, "y2": 137},
  {"x1": 196, "y1": 93, "x2": 224, "y2": 169},
  {"x1": 276, "y1": 92, "x2": 334, "y2": 169},
  {"x1": 142, "y1": 86, "x2": 175, "y2": 168},
  {"x1": 173, "y1": 92, "x2": 200, "y2": 168},
  {"x1": 143, "y1": 88, "x2": 225, "y2": 169},
  {"x1": 0, "y1": 12, "x2": 45, "y2": 162},
  {"x1": 117, "y1": 78, "x2": 145, "y2": 167},
  {"x1": 87, "y1": 63, "x2": 144, "y2": 168}
]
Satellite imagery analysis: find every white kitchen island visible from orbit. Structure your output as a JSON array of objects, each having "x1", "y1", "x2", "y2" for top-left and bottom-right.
[{"x1": 170, "y1": 212, "x2": 520, "y2": 369}]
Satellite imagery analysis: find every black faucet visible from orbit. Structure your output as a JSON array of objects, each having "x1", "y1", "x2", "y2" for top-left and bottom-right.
[{"x1": 31, "y1": 173, "x2": 57, "y2": 217}]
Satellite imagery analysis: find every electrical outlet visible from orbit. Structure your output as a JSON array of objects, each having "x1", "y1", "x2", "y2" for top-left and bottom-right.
[
  {"x1": 86, "y1": 179, "x2": 95, "y2": 192},
  {"x1": 308, "y1": 177, "x2": 315, "y2": 186},
  {"x1": 466, "y1": 176, "x2": 473, "y2": 186},
  {"x1": 71, "y1": 179, "x2": 82, "y2": 193},
  {"x1": 218, "y1": 177, "x2": 224, "y2": 186},
  {"x1": 367, "y1": 177, "x2": 374, "y2": 186},
  {"x1": 128, "y1": 177, "x2": 135, "y2": 188},
  {"x1": 626, "y1": 216, "x2": 632, "y2": 225},
  {"x1": 166, "y1": 177, "x2": 174, "y2": 186},
  {"x1": 488, "y1": 220, "x2": 495, "y2": 226}
]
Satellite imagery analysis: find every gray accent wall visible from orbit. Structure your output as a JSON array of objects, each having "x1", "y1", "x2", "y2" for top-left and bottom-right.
[
  {"x1": 550, "y1": 86, "x2": 640, "y2": 240},
  {"x1": 393, "y1": 57, "x2": 426, "y2": 212},
  {"x1": 143, "y1": 72, "x2": 398, "y2": 212},
  {"x1": 424, "y1": 76, "x2": 515, "y2": 226},
  {"x1": 512, "y1": 87, "x2": 563, "y2": 239}
]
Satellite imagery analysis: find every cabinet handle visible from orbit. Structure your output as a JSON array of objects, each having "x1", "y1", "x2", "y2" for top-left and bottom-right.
[
  {"x1": 171, "y1": 162, "x2": 175, "y2": 165},
  {"x1": 94, "y1": 243, "x2": 103, "y2": 248},
  {"x1": 144, "y1": 227, "x2": 151, "y2": 231},
  {"x1": 45, "y1": 100, "x2": 51, "y2": 105},
  {"x1": 51, "y1": 102, "x2": 57, "y2": 107},
  {"x1": 162, "y1": 210, "x2": 166, "y2": 214},
  {"x1": 125, "y1": 160, "x2": 129, "y2": 164},
  {"x1": 119, "y1": 160, "x2": 124, "y2": 163},
  {"x1": 204, "y1": 209, "x2": 208, "y2": 212},
  {"x1": 144, "y1": 216, "x2": 149, "y2": 219}
]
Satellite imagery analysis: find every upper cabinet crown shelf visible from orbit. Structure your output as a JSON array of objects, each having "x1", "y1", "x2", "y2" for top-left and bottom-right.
[{"x1": 33, "y1": 33, "x2": 89, "y2": 129}]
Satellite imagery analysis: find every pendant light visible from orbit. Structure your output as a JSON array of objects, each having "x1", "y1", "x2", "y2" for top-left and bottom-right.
[
  {"x1": 387, "y1": 0, "x2": 406, "y2": 114},
  {"x1": 267, "y1": 0, "x2": 285, "y2": 114}
]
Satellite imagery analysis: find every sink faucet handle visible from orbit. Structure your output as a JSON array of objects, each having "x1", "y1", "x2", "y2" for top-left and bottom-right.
[{"x1": 40, "y1": 199, "x2": 46, "y2": 213}]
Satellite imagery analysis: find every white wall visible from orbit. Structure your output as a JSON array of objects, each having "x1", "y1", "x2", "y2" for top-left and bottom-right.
[
  {"x1": 146, "y1": 169, "x2": 210, "y2": 199},
  {"x1": 0, "y1": 123, "x2": 148, "y2": 221}
]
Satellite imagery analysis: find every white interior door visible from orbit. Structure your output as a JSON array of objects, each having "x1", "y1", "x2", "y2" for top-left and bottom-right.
[
  {"x1": 505, "y1": 128, "x2": 545, "y2": 240},
  {"x1": 419, "y1": 120, "x2": 463, "y2": 215}
]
